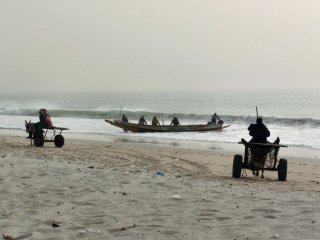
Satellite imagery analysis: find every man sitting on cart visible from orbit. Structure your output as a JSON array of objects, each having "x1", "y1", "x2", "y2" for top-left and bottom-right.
[
  {"x1": 247, "y1": 117, "x2": 280, "y2": 145},
  {"x1": 248, "y1": 117, "x2": 270, "y2": 143},
  {"x1": 245, "y1": 117, "x2": 281, "y2": 178},
  {"x1": 27, "y1": 109, "x2": 53, "y2": 138}
]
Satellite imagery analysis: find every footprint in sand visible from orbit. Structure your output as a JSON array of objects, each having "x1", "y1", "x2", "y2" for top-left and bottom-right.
[{"x1": 215, "y1": 216, "x2": 231, "y2": 221}]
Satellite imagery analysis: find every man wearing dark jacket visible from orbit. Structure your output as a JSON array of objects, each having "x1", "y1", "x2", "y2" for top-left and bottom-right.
[
  {"x1": 170, "y1": 116, "x2": 180, "y2": 126},
  {"x1": 248, "y1": 117, "x2": 270, "y2": 143}
]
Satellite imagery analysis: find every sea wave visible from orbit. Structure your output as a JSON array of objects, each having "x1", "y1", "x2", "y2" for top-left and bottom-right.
[{"x1": 1, "y1": 108, "x2": 320, "y2": 127}]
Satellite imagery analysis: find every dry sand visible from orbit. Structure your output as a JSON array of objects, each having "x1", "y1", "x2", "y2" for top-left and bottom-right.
[{"x1": 0, "y1": 134, "x2": 320, "y2": 239}]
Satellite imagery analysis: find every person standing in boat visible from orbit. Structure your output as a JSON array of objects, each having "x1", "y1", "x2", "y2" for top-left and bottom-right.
[
  {"x1": 152, "y1": 116, "x2": 160, "y2": 126},
  {"x1": 139, "y1": 116, "x2": 147, "y2": 125},
  {"x1": 210, "y1": 113, "x2": 220, "y2": 124},
  {"x1": 170, "y1": 116, "x2": 180, "y2": 126},
  {"x1": 122, "y1": 114, "x2": 128, "y2": 122}
]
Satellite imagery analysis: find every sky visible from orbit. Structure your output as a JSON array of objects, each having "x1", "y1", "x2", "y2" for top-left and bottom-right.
[{"x1": 0, "y1": 0, "x2": 319, "y2": 93}]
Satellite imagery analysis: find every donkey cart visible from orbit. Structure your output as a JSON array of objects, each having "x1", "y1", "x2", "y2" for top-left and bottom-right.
[
  {"x1": 33, "y1": 127, "x2": 69, "y2": 148},
  {"x1": 25, "y1": 121, "x2": 69, "y2": 148},
  {"x1": 232, "y1": 139, "x2": 288, "y2": 181}
]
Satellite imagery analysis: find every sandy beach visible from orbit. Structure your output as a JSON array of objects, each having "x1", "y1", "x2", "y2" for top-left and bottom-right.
[{"x1": 1, "y1": 132, "x2": 320, "y2": 240}]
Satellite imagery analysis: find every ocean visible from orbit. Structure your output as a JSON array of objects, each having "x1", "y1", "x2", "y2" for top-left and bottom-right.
[{"x1": 0, "y1": 90, "x2": 320, "y2": 150}]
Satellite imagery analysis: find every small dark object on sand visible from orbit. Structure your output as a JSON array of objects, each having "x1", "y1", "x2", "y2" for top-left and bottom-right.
[{"x1": 52, "y1": 223, "x2": 60, "y2": 228}]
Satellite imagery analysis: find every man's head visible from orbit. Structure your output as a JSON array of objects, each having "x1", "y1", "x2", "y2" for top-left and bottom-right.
[
  {"x1": 39, "y1": 109, "x2": 47, "y2": 115},
  {"x1": 256, "y1": 117, "x2": 263, "y2": 124}
]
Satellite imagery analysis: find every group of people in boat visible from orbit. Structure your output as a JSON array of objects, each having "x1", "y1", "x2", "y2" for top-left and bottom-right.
[
  {"x1": 121, "y1": 113, "x2": 223, "y2": 127},
  {"x1": 122, "y1": 114, "x2": 181, "y2": 126},
  {"x1": 121, "y1": 112, "x2": 276, "y2": 144}
]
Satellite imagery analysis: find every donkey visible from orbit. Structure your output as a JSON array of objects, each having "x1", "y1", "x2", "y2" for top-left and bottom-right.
[
  {"x1": 250, "y1": 146, "x2": 269, "y2": 178},
  {"x1": 25, "y1": 120, "x2": 34, "y2": 145}
]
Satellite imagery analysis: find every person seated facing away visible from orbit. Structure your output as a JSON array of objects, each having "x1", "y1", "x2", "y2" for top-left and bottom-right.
[
  {"x1": 122, "y1": 114, "x2": 128, "y2": 122},
  {"x1": 210, "y1": 113, "x2": 220, "y2": 124},
  {"x1": 248, "y1": 117, "x2": 270, "y2": 143},
  {"x1": 152, "y1": 116, "x2": 160, "y2": 126},
  {"x1": 138, "y1": 116, "x2": 147, "y2": 125},
  {"x1": 170, "y1": 116, "x2": 180, "y2": 126},
  {"x1": 28, "y1": 109, "x2": 53, "y2": 138}
]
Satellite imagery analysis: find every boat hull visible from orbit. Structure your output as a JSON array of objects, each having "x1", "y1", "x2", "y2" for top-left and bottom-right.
[{"x1": 105, "y1": 119, "x2": 230, "y2": 133}]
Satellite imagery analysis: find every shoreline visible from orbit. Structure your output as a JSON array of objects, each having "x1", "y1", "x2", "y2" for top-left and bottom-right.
[{"x1": 1, "y1": 128, "x2": 319, "y2": 161}]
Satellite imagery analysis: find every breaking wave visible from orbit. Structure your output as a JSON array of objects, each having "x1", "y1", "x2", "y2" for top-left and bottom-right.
[{"x1": 0, "y1": 108, "x2": 319, "y2": 127}]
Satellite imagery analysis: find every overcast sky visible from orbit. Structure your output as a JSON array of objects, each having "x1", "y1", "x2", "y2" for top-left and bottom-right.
[{"x1": 1, "y1": 0, "x2": 319, "y2": 93}]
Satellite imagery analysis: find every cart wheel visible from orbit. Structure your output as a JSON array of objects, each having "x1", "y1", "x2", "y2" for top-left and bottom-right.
[
  {"x1": 34, "y1": 132, "x2": 44, "y2": 147},
  {"x1": 278, "y1": 158, "x2": 287, "y2": 181},
  {"x1": 54, "y1": 135, "x2": 65, "y2": 148},
  {"x1": 232, "y1": 154, "x2": 243, "y2": 178}
]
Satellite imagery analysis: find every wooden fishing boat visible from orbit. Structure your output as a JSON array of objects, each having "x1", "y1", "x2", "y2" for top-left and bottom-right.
[{"x1": 105, "y1": 119, "x2": 230, "y2": 133}]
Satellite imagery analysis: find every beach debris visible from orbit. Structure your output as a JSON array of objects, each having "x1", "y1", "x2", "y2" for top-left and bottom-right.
[
  {"x1": 170, "y1": 194, "x2": 181, "y2": 199},
  {"x1": 88, "y1": 166, "x2": 94, "y2": 169},
  {"x1": 52, "y1": 223, "x2": 60, "y2": 228},
  {"x1": 272, "y1": 233, "x2": 279, "y2": 238},
  {"x1": 108, "y1": 224, "x2": 136, "y2": 234},
  {"x1": 156, "y1": 171, "x2": 165, "y2": 176},
  {"x1": 2, "y1": 234, "x2": 14, "y2": 240},
  {"x1": 79, "y1": 228, "x2": 102, "y2": 235},
  {"x1": 2, "y1": 233, "x2": 32, "y2": 240}
]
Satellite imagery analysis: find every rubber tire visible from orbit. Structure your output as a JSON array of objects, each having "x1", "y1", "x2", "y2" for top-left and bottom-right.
[
  {"x1": 232, "y1": 154, "x2": 243, "y2": 178},
  {"x1": 278, "y1": 158, "x2": 287, "y2": 181},
  {"x1": 54, "y1": 135, "x2": 65, "y2": 148},
  {"x1": 34, "y1": 133, "x2": 44, "y2": 147}
]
